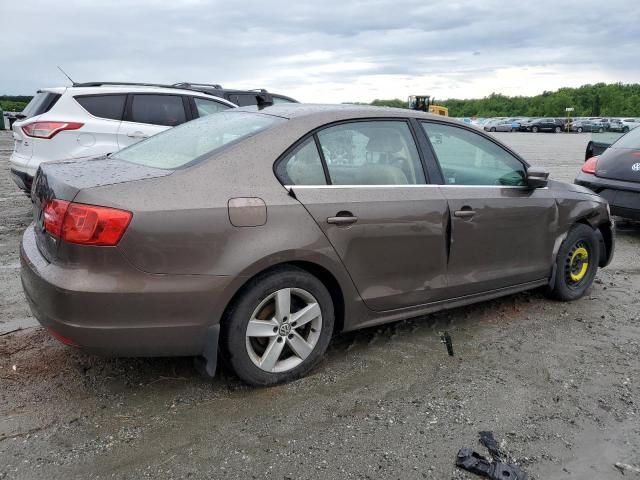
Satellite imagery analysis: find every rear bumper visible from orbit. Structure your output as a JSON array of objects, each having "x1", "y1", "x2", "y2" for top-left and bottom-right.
[
  {"x1": 20, "y1": 225, "x2": 233, "y2": 357},
  {"x1": 575, "y1": 172, "x2": 640, "y2": 220}
]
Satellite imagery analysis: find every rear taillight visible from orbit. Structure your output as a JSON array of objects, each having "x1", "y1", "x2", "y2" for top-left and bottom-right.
[
  {"x1": 43, "y1": 200, "x2": 132, "y2": 246},
  {"x1": 22, "y1": 121, "x2": 83, "y2": 139},
  {"x1": 582, "y1": 156, "x2": 598, "y2": 174}
]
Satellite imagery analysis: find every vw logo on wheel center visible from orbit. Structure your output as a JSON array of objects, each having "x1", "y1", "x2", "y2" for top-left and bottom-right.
[
  {"x1": 632, "y1": 162, "x2": 640, "y2": 172},
  {"x1": 279, "y1": 323, "x2": 291, "y2": 336}
]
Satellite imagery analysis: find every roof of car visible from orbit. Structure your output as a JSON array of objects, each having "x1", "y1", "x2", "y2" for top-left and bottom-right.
[
  {"x1": 40, "y1": 84, "x2": 237, "y2": 105},
  {"x1": 232, "y1": 103, "x2": 450, "y2": 121}
]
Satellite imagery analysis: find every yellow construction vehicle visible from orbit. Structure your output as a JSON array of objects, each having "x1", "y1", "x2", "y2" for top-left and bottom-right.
[{"x1": 408, "y1": 95, "x2": 449, "y2": 116}]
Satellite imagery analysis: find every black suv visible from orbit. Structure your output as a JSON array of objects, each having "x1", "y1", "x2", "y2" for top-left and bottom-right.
[
  {"x1": 172, "y1": 83, "x2": 298, "y2": 107},
  {"x1": 528, "y1": 118, "x2": 566, "y2": 133}
]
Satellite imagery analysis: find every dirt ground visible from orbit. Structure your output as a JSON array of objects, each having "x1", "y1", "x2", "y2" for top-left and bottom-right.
[{"x1": 0, "y1": 130, "x2": 638, "y2": 479}]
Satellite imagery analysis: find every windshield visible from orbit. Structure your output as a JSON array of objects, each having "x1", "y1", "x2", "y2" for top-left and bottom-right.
[{"x1": 111, "y1": 112, "x2": 284, "y2": 169}]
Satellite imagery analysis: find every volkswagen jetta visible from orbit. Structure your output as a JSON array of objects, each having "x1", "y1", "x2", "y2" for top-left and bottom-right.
[{"x1": 21, "y1": 105, "x2": 614, "y2": 385}]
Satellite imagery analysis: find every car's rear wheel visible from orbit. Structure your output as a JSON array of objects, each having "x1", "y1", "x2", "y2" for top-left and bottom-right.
[
  {"x1": 547, "y1": 224, "x2": 600, "y2": 301},
  {"x1": 221, "y1": 267, "x2": 334, "y2": 386},
  {"x1": 554, "y1": 126, "x2": 562, "y2": 133},
  {"x1": 623, "y1": 127, "x2": 630, "y2": 133},
  {"x1": 577, "y1": 127, "x2": 583, "y2": 133},
  {"x1": 598, "y1": 127, "x2": 604, "y2": 133}
]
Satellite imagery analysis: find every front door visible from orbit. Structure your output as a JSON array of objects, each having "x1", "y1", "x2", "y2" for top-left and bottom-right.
[
  {"x1": 421, "y1": 122, "x2": 557, "y2": 297},
  {"x1": 277, "y1": 120, "x2": 450, "y2": 312}
]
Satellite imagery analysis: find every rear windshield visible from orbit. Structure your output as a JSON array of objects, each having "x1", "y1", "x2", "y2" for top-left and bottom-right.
[
  {"x1": 21, "y1": 91, "x2": 61, "y2": 119},
  {"x1": 111, "y1": 112, "x2": 284, "y2": 169},
  {"x1": 609, "y1": 126, "x2": 640, "y2": 149}
]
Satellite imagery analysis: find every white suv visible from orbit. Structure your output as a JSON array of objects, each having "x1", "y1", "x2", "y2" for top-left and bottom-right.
[{"x1": 9, "y1": 83, "x2": 237, "y2": 192}]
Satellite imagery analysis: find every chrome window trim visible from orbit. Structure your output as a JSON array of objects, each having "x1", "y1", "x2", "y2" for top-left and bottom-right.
[{"x1": 285, "y1": 184, "x2": 545, "y2": 190}]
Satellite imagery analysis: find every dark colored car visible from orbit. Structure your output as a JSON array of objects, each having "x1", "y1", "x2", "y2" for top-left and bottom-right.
[
  {"x1": 21, "y1": 105, "x2": 614, "y2": 386},
  {"x1": 172, "y1": 83, "x2": 298, "y2": 106},
  {"x1": 528, "y1": 118, "x2": 565, "y2": 133},
  {"x1": 571, "y1": 120, "x2": 606, "y2": 133},
  {"x1": 575, "y1": 126, "x2": 640, "y2": 220}
]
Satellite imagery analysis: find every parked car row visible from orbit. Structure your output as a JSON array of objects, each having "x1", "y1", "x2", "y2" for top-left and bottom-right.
[
  {"x1": 454, "y1": 116, "x2": 640, "y2": 134},
  {"x1": 9, "y1": 82, "x2": 298, "y2": 193}
]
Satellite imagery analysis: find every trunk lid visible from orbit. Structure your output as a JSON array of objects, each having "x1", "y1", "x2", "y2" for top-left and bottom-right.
[
  {"x1": 32, "y1": 156, "x2": 172, "y2": 262},
  {"x1": 595, "y1": 147, "x2": 640, "y2": 183}
]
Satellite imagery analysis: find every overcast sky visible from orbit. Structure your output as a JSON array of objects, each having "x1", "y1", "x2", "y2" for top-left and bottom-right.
[{"x1": 2, "y1": 0, "x2": 639, "y2": 102}]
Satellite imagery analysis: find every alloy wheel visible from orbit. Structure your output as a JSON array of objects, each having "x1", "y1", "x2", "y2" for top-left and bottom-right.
[{"x1": 245, "y1": 288, "x2": 322, "y2": 373}]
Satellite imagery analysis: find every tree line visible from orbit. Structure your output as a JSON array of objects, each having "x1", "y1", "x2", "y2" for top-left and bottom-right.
[
  {"x1": 369, "y1": 83, "x2": 640, "y2": 118},
  {"x1": 0, "y1": 96, "x2": 32, "y2": 112}
]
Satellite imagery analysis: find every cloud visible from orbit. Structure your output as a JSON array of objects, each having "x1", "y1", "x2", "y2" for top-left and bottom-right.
[{"x1": 2, "y1": 0, "x2": 639, "y2": 102}]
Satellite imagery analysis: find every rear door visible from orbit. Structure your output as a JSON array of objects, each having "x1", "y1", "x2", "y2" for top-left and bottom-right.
[
  {"x1": 279, "y1": 120, "x2": 449, "y2": 312},
  {"x1": 117, "y1": 93, "x2": 190, "y2": 149},
  {"x1": 420, "y1": 121, "x2": 556, "y2": 297}
]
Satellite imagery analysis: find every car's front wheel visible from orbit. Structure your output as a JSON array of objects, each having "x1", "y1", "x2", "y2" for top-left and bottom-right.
[
  {"x1": 555, "y1": 126, "x2": 562, "y2": 133},
  {"x1": 547, "y1": 224, "x2": 600, "y2": 301},
  {"x1": 577, "y1": 127, "x2": 583, "y2": 133},
  {"x1": 532, "y1": 126, "x2": 539, "y2": 133},
  {"x1": 221, "y1": 266, "x2": 334, "y2": 386}
]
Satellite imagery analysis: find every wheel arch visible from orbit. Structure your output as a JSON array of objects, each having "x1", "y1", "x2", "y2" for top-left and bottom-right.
[{"x1": 219, "y1": 259, "x2": 347, "y2": 336}]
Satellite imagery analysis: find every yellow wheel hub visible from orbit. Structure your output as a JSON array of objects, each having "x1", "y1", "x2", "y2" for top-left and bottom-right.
[{"x1": 569, "y1": 247, "x2": 589, "y2": 282}]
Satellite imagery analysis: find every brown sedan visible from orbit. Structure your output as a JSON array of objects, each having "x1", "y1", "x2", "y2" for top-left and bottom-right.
[{"x1": 20, "y1": 105, "x2": 614, "y2": 385}]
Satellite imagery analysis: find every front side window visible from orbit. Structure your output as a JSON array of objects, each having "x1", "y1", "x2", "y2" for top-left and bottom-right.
[
  {"x1": 130, "y1": 94, "x2": 186, "y2": 126},
  {"x1": 112, "y1": 112, "x2": 284, "y2": 169},
  {"x1": 422, "y1": 123, "x2": 526, "y2": 186},
  {"x1": 75, "y1": 94, "x2": 126, "y2": 120},
  {"x1": 317, "y1": 121, "x2": 426, "y2": 185},
  {"x1": 275, "y1": 138, "x2": 327, "y2": 185},
  {"x1": 194, "y1": 97, "x2": 230, "y2": 117}
]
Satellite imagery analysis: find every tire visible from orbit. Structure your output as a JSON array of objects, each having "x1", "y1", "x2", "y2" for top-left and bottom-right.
[
  {"x1": 490, "y1": 127, "x2": 496, "y2": 132},
  {"x1": 220, "y1": 266, "x2": 335, "y2": 386},
  {"x1": 623, "y1": 127, "x2": 630, "y2": 133},
  {"x1": 532, "y1": 126, "x2": 539, "y2": 133},
  {"x1": 555, "y1": 126, "x2": 562, "y2": 133},
  {"x1": 598, "y1": 128, "x2": 604, "y2": 133},
  {"x1": 547, "y1": 224, "x2": 600, "y2": 301},
  {"x1": 577, "y1": 127, "x2": 583, "y2": 133}
]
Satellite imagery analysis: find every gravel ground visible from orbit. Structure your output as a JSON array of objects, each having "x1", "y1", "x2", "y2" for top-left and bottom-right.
[{"x1": 0, "y1": 130, "x2": 638, "y2": 479}]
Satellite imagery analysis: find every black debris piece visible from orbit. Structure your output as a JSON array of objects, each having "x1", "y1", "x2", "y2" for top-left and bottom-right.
[
  {"x1": 479, "y1": 430, "x2": 505, "y2": 462},
  {"x1": 456, "y1": 448, "x2": 528, "y2": 480},
  {"x1": 440, "y1": 331, "x2": 454, "y2": 356}
]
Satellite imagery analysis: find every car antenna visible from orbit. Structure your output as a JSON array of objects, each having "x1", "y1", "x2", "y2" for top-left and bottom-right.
[{"x1": 57, "y1": 66, "x2": 77, "y2": 86}]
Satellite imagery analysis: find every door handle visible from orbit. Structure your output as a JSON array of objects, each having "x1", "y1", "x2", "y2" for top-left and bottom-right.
[
  {"x1": 126, "y1": 131, "x2": 149, "y2": 139},
  {"x1": 454, "y1": 208, "x2": 476, "y2": 219},
  {"x1": 327, "y1": 213, "x2": 358, "y2": 226}
]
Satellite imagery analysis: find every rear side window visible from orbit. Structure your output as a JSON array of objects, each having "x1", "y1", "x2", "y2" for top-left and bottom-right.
[
  {"x1": 276, "y1": 139, "x2": 327, "y2": 185},
  {"x1": 111, "y1": 112, "x2": 284, "y2": 169},
  {"x1": 193, "y1": 97, "x2": 230, "y2": 117},
  {"x1": 317, "y1": 121, "x2": 426, "y2": 185},
  {"x1": 227, "y1": 94, "x2": 259, "y2": 106},
  {"x1": 422, "y1": 123, "x2": 526, "y2": 186},
  {"x1": 75, "y1": 95, "x2": 126, "y2": 120},
  {"x1": 21, "y1": 92, "x2": 61, "y2": 119},
  {"x1": 130, "y1": 94, "x2": 186, "y2": 126}
]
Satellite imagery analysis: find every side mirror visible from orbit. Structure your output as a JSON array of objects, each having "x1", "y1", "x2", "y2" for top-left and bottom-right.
[{"x1": 527, "y1": 167, "x2": 549, "y2": 188}]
